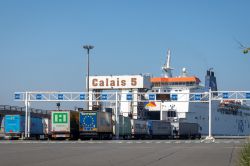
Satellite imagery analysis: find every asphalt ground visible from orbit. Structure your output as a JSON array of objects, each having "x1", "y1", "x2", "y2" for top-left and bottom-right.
[{"x1": 0, "y1": 139, "x2": 247, "y2": 166}]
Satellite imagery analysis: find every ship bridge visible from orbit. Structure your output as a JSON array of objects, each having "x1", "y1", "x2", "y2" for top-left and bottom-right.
[{"x1": 151, "y1": 77, "x2": 201, "y2": 90}]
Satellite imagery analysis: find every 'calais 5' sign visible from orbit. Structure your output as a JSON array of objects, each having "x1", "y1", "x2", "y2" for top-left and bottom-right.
[{"x1": 88, "y1": 75, "x2": 151, "y2": 89}]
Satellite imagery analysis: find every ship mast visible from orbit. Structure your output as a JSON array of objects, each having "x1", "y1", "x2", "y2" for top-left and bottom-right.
[{"x1": 162, "y1": 49, "x2": 173, "y2": 78}]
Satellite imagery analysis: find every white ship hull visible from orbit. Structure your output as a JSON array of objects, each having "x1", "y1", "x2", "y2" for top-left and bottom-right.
[
  {"x1": 188, "y1": 102, "x2": 250, "y2": 136},
  {"x1": 148, "y1": 100, "x2": 250, "y2": 136}
]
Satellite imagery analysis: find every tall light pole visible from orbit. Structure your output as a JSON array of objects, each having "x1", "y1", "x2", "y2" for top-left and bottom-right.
[{"x1": 83, "y1": 45, "x2": 94, "y2": 110}]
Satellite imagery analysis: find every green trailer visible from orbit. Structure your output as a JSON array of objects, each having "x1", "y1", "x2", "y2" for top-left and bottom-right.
[{"x1": 118, "y1": 115, "x2": 131, "y2": 139}]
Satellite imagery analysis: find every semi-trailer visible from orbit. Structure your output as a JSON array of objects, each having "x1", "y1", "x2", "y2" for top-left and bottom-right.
[
  {"x1": 172, "y1": 122, "x2": 201, "y2": 139},
  {"x1": 4, "y1": 115, "x2": 44, "y2": 139},
  {"x1": 51, "y1": 111, "x2": 79, "y2": 139},
  {"x1": 147, "y1": 120, "x2": 172, "y2": 139},
  {"x1": 79, "y1": 111, "x2": 113, "y2": 140},
  {"x1": 0, "y1": 116, "x2": 4, "y2": 139},
  {"x1": 131, "y1": 119, "x2": 147, "y2": 139},
  {"x1": 118, "y1": 115, "x2": 131, "y2": 139}
]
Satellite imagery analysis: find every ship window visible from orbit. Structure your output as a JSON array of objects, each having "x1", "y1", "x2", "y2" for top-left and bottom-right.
[
  {"x1": 152, "y1": 90, "x2": 154, "y2": 92},
  {"x1": 167, "y1": 111, "x2": 176, "y2": 117},
  {"x1": 156, "y1": 90, "x2": 159, "y2": 92},
  {"x1": 164, "y1": 90, "x2": 167, "y2": 92},
  {"x1": 156, "y1": 94, "x2": 170, "y2": 101}
]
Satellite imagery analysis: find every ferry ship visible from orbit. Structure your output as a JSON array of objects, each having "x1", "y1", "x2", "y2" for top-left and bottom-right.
[{"x1": 146, "y1": 50, "x2": 250, "y2": 136}]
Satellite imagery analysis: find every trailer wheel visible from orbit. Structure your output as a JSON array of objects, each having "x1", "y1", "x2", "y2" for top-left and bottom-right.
[{"x1": 108, "y1": 134, "x2": 113, "y2": 140}]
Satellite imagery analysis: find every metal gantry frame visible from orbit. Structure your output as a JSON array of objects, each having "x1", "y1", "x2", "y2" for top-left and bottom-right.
[{"x1": 14, "y1": 90, "x2": 250, "y2": 139}]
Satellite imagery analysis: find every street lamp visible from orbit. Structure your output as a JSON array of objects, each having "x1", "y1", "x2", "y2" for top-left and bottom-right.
[{"x1": 83, "y1": 45, "x2": 94, "y2": 110}]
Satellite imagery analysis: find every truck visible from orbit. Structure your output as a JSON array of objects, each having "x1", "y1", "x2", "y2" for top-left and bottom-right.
[
  {"x1": 0, "y1": 116, "x2": 5, "y2": 139},
  {"x1": 118, "y1": 115, "x2": 131, "y2": 139},
  {"x1": 51, "y1": 111, "x2": 79, "y2": 139},
  {"x1": 4, "y1": 115, "x2": 44, "y2": 139},
  {"x1": 147, "y1": 120, "x2": 172, "y2": 139},
  {"x1": 131, "y1": 119, "x2": 148, "y2": 139},
  {"x1": 171, "y1": 122, "x2": 200, "y2": 139},
  {"x1": 79, "y1": 111, "x2": 113, "y2": 140}
]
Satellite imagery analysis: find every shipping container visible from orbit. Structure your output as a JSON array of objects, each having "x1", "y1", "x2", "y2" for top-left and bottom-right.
[
  {"x1": 79, "y1": 111, "x2": 113, "y2": 139},
  {"x1": 171, "y1": 122, "x2": 200, "y2": 139},
  {"x1": 131, "y1": 119, "x2": 148, "y2": 139},
  {"x1": 147, "y1": 120, "x2": 172, "y2": 139},
  {"x1": 4, "y1": 115, "x2": 44, "y2": 139},
  {"x1": 51, "y1": 111, "x2": 79, "y2": 139},
  {"x1": 118, "y1": 115, "x2": 131, "y2": 139}
]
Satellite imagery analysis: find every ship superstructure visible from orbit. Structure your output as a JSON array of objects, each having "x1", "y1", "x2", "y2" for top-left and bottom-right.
[{"x1": 146, "y1": 50, "x2": 250, "y2": 136}]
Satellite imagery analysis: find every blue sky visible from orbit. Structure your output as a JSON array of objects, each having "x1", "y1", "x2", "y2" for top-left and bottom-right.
[{"x1": 0, "y1": 0, "x2": 250, "y2": 108}]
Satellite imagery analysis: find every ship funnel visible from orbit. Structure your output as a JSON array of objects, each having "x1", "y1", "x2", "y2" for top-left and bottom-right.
[
  {"x1": 162, "y1": 49, "x2": 173, "y2": 77},
  {"x1": 205, "y1": 68, "x2": 218, "y2": 93}
]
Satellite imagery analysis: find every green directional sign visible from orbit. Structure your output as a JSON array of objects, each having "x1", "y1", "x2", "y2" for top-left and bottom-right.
[{"x1": 53, "y1": 112, "x2": 68, "y2": 124}]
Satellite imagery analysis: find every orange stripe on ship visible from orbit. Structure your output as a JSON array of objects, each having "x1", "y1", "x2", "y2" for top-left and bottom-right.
[{"x1": 150, "y1": 77, "x2": 200, "y2": 83}]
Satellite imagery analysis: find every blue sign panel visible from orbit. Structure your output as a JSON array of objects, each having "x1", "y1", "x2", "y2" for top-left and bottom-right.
[
  {"x1": 194, "y1": 94, "x2": 201, "y2": 101},
  {"x1": 127, "y1": 94, "x2": 132, "y2": 100},
  {"x1": 14, "y1": 94, "x2": 21, "y2": 100},
  {"x1": 101, "y1": 94, "x2": 108, "y2": 100},
  {"x1": 246, "y1": 93, "x2": 250, "y2": 99},
  {"x1": 149, "y1": 94, "x2": 155, "y2": 100},
  {"x1": 171, "y1": 94, "x2": 178, "y2": 101},
  {"x1": 80, "y1": 94, "x2": 85, "y2": 100},
  {"x1": 79, "y1": 112, "x2": 97, "y2": 131},
  {"x1": 36, "y1": 94, "x2": 42, "y2": 100},
  {"x1": 222, "y1": 93, "x2": 229, "y2": 99},
  {"x1": 58, "y1": 94, "x2": 64, "y2": 100}
]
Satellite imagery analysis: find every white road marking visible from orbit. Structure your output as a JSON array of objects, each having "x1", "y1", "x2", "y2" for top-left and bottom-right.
[{"x1": 0, "y1": 140, "x2": 245, "y2": 144}]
